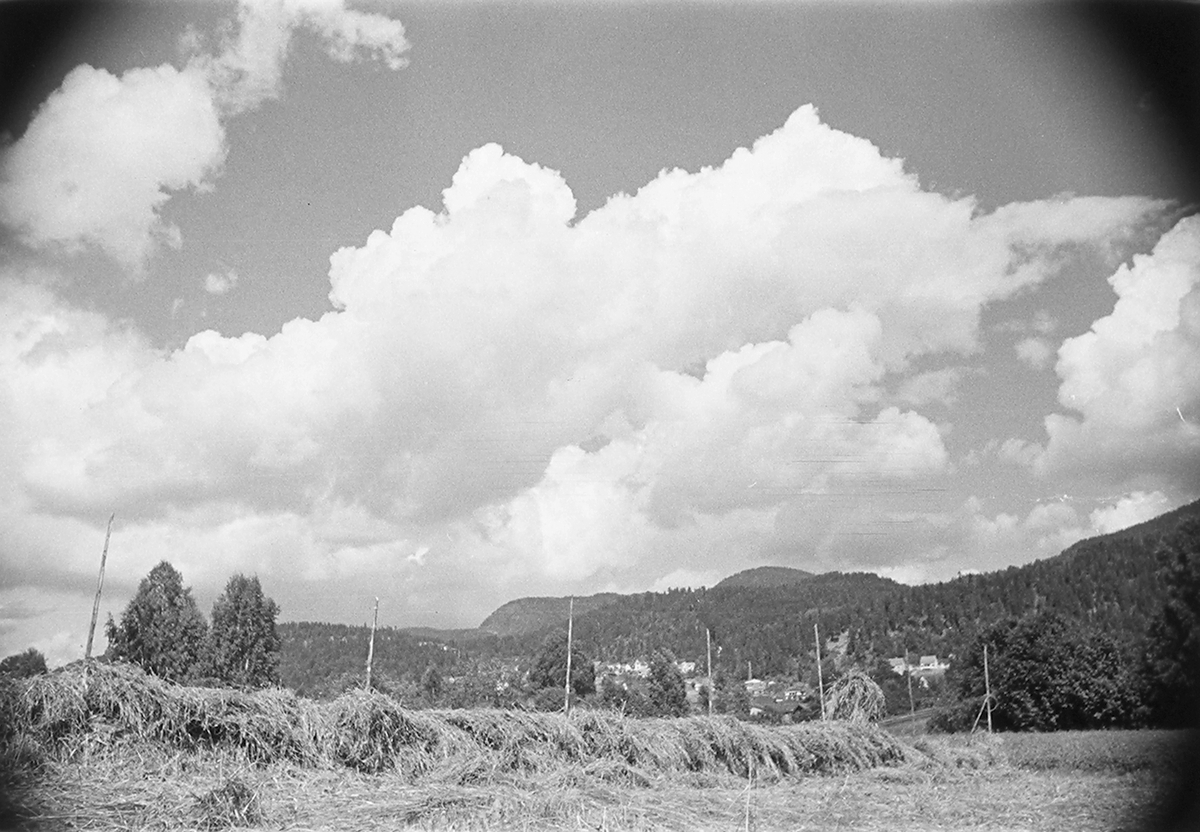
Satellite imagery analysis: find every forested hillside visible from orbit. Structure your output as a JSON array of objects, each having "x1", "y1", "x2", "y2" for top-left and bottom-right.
[
  {"x1": 715, "y1": 566, "x2": 815, "y2": 588},
  {"x1": 280, "y1": 499, "x2": 1199, "y2": 697},
  {"x1": 478, "y1": 593, "x2": 623, "y2": 636},
  {"x1": 278, "y1": 621, "x2": 466, "y2": 696}
]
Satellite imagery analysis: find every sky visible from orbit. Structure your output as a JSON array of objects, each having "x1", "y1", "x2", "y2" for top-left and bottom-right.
[{"x1": 1, "y1": 0, "x2": 1199, "y2": 667}]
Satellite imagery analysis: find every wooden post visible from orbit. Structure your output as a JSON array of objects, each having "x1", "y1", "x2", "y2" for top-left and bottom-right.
[
  {"x1": 564, "y1": 597, "x2": 574, "y2": 715},
  {"x1": 84, "y1": 513, "x2": 115, "y2": 660},
  {"x1": 905, "y1": 648, "x2": 916, "y2": 716},
  {"x1": 365, "y1": 597, "x2": 379, "y2": 691},
  {"x1": 706, "y1": 627, "x2": 713, "y2": 717},
  {"x1": 983, "y1": 642, "x2": 993, "y2": 734},
  {"x1": 814, "y1": 621, "x2": 826, "y2": 720}
]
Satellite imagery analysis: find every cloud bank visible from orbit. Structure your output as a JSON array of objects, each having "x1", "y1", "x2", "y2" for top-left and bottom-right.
[{"x1": 0, "y1": 99, "x2": 1187, "y2": 664}]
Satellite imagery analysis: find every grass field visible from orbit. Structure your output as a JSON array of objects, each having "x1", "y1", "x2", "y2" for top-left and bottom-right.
[{"x1": 2, "y1": 664, "x2": 1196, "y2": 831}]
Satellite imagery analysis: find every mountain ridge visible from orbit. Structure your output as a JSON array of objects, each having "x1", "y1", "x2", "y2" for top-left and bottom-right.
[
  {"x1": 279, "y1": 498, "x2": 1200, "y2": 695},
  {"x1": 715, "y1": 565, "x2": 816, "y2": 588}
]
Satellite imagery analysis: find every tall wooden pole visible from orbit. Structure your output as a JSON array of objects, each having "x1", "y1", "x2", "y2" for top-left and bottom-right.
[
  {"x1": 905, "y1": 648, "x2": 916, "y2": 716},
  {"x1": 983, "y1": 643, "x2": 993, "y2": 734},
  {"x1": 84, "y1": 513, "x2": 115, "y2": 660},
  {"x1": 814, "y1": 621, "x2": 826, "y2": 720},
  {"x1": 365, "y1": 597, "x2": 379, "y2": 691},
  {"x1": 706, "y1": 627, "x2": 713, "y2": 717},
  {"x1": 564, "y1": 597, "x2": 574, "y2": 715}
]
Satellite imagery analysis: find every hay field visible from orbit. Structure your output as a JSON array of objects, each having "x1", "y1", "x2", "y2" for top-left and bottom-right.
[{"x1": 0, "y1": 663, "x2": 1191, "y2": 831}]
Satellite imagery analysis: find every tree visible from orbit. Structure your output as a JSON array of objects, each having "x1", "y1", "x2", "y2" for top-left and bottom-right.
[
  {"x1": 646, "y1": 650, "x2": 687, "y2": 717},
  {"x1": 1139, "y1": 520, "x2": 1200, "y2": 727},
  {"x1": 0, "y1": 647, "x2": 47, "y2": 679},
  {"x1": 207, "y1": 574, "x2": 281, "y2": 688},
  {"x1": 527, "y1": 630, "x2": 595, "y2": 697},
  {"x1": 420, "y1": 662, "x2": 444, "y2": 703},
  {"x1": 955, "y1": 611, "x2": 1137, "y2": 731},
  {"x1": 105, "y1": 561, "x2": 207, "y2": 683},
  {"x1": 713, "y1": 667, "x2": 749, "y2": 717}
]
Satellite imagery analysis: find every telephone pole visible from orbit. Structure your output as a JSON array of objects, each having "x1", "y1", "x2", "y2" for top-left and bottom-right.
[
  {"x1": 706, "y1": 627, "x2": 713, "y2": 717},
  {"x1": 905, "y1": 648, "x2": 915, "y2": 716},
  {"x1": 365, "y1": 597, "x2": 379, "y2": 691},
  {"x1": 814, "y1": 621, "x2": 826, "y2": 720},
  {"x1": 983, "y1": 643, "x2": 993, "y2": 734},
  {"x1": 564, "y1": 597, "x2": 574, "y2": 715},
  {"x1": 84, "y1": 513, "x2": 115, "y2": 660}
]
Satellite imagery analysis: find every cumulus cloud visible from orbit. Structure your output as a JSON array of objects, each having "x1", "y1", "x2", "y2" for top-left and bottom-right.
[
  {"x1": 0, "y1": 64, "x2": 225, "y2": 271},
  {"x1": 0, "y1": 0, "x2": 408, "y2": 271},
  {"x1": 0, "y1": 105, "x2": 1181, "y2": 658},
  {"x1": 1036, "y1": 214, "x2": 1200, "y2": 492}
]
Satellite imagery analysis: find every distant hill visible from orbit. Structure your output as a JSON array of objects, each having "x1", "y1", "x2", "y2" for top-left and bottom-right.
[
  {"x1": 279, "y1": 498, "x2": 1200, "y2": 697},
  {"x1": 716, "y1": 566, "x2": 816, "y2": 588},
  {"x1": 478, "y1": 592, "x2": 623, "y2": 637}
]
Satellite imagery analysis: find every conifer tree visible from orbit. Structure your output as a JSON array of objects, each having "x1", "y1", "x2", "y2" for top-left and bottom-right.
[
  {"x1": 105, "y1": 561, "x2": 207, "y2": 683},
  {"x1": 647, "y1": 650, "x2": 688, "y2": 717},
  {"x1": 208, "y1": 574, "x2": 281, "y2": 688}
]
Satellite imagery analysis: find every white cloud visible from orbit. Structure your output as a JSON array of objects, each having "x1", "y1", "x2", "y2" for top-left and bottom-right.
[
  {"x1": 206, "y1": 0, "x2": 408, "y2": 114},
  {"x1": 0, "y1": 0, "x2": 408, "y2": 271},
  {"x1": 204, "y1": 269, "x2": 240, "y2": 295},
  {"x1": 1089, "y1": 490, "x2": 1171, "y2": 535},
  {"x1": 0, "y1": 64, "x2": 225, "y2": 271},
  {"x1": 1037, "y1": 214, "x2": 1200, "y2": 492}
]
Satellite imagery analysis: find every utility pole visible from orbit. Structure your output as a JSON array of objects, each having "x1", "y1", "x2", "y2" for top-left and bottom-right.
[
  {"x1": 365, "y1": 597, "x2": 379, "y2": 691},
  {"x1": 983, "y1": 643, "x2": 993, "y2": 734},
  {"x1": 814, "y1": 621, "x2": 826, "y2": 720},
  {"x1": 706, "y1": 627, "x2": 713, "y2": 717},
  {"x1": 564, "y1": 597, "x2": 574, "y2": 715},
  {"x1": 905, "y1": 648, "x2": 915, "y2": 716},
  {"x1": 84, "y1": 513, "x2": 115, "y2": 660}
]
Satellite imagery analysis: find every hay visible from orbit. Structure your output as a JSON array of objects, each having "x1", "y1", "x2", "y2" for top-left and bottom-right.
[
  {"x1": 824, "y1": 668, "x2": 886, "y2": 724},
  {"x1": 1, "y1": 661, "x2": 907, "y2": 793},
  {"x1": 193, "y1": 775, "x2": 262, "y2": 829},
  {"x1": 325, "y1": 688, "x2": 437, "y2": 773}
]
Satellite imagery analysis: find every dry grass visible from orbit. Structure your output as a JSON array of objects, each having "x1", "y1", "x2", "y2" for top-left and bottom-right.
[
  {"x1": 1, "y1": 746, "x2": 1176, "y2": 831},
  {"x1": 2, "y1": 664, "x2": 1191, "y2": 831},
  {"x1": 823, "y1": 667, "x2": 886, "y2": 724},
  {"x1": 0, "y1": 662, "x2": 905, "y2": 787}
]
